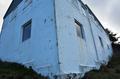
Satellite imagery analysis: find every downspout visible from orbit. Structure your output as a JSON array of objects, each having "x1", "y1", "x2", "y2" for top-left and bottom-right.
[
  {"x1": 86, "y1": 8, "x2": 99, "y2": 63},
  {"x1": 53, "y1": 0, "x2": 61, "y2": 76}
]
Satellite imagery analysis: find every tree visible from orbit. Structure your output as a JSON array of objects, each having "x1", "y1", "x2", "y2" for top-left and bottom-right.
[
  {"x1": 105, "y1": 29, "x2": 120, "y2": 56},
  {"x1": 105, "y1": 29, "x2": 120, "y2": 44}
]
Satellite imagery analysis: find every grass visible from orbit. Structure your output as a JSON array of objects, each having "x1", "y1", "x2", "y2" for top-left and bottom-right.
[
  {"x1": 0, "y1": 55, "x2": 119, "y2": 79},
  {"x1": 0, "y1": 48, "x2": 120, "y2": 79},
  {"x1": 0, "y1": 55, "x2": 120, "y2": 79},
  {"x1": 82, "y1": 53, "x2": 120, "y2": 79},
  {"x1": 0, "y1": 60, "x2": 48, "y2": 79}
]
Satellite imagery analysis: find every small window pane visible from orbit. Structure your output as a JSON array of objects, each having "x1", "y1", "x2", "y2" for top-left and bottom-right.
[{"x1": 22, "y1": 20, "x2": 32, "y2": 42}]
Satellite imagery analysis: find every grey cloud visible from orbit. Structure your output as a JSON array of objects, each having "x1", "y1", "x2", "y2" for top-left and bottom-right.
[
  {"x1": 0, "y1": 0, "x2": 120, "y2": 34},
  {"x1": 109, "y1": 3, "x2": 120, "y2": 27},
  {"x1": 82, "y1": 0, "x2": 120, "y2": 34},
  {"x1": 82, "y1": 0, "x2": 109, "y2": 9},
  {"x1": 106, "y1": 1, "x2": 120, "y2": 34},
  {"x1": 0, "y1": 0, "x2": 12, "y2": 31}
]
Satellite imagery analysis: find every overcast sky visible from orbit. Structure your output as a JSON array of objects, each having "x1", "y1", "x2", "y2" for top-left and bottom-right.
[
  {"x1": 0, "y1": 0, "x2": 12, "y2": 31},
  {"x1": 82, "y1": 0, "x2": 120, "y2": 37},
  {"x1": 0, "y1": 0, "x2": 120, "y2": 37}
]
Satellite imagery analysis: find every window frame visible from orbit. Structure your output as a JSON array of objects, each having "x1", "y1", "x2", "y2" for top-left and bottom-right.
[
  {"x1": 22, "y1": 19, "x2": 32, "y2": 42},
  {"x1": 74, "y1": 19, "x2": 85, "y2": 40}
]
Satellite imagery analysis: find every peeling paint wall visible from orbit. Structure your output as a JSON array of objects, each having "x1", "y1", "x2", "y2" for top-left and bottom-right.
[
  {"x1": 55, "y1": 0, "x2": 112, "y2": 76},
  {"x1": 0, "y1": 0, "x2": 112, "y2": 78},
  {"x1": 0, "y1": 0, "x2": 60, "y2": 77}
]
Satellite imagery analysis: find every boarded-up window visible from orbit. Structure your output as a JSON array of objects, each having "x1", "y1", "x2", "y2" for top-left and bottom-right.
[
  {"x1": 24, "y1": 0, "x2": 32, "y2": 10},
  {"x1": 74, "y1": 19, "x2": 85, "y2": 39},
  {"x1": 72, "y1": 0, "x2": 79, "y2": 10},
  {"x1": 22, "y1": 19, "x2": 32, "y2": 42},
  {"x1": 10, "y1": 9, "x2": 17, "y2": 22},
  {"x1": 81, "y1": 7, "x2": 86, "y2": 16},
  {"x1": 25, "y1": 0, "x2": 32, "y2": 4}
]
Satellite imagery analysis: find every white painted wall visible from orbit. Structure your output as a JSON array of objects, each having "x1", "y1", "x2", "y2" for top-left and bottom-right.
[
  {"x1": 0, "y1": 0, "x2": 112, "y2": 78},
  {"x1": 55, "y1": 0, "x2": 112, "y2": 76},
  {"x1": 0, "y1": 0, "x2": 60, "y2": 77}
]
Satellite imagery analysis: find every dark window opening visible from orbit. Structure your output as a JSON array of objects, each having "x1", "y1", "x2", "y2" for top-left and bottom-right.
[
  {"x1": 99, "y1": 37, "x2": 104, "y2": 48},
  {"x1": 74, "y1": 19, "x2": 85, "y2": 39},
  {"x1": 22, "y1": 19, "x2": 32, "y2": 42},
  {"x1": 107, "y1": 45, "x2": 110, "y2": 49}
]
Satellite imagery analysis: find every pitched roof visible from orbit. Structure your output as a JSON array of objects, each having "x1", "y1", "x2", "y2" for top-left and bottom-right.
[{"x1": 4, "y1": 0, "x2": 23, "y2": 19}]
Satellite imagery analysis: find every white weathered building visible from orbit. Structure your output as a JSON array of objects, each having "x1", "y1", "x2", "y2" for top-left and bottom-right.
[{"x1": 0, "y1": 0, "x2": 112, "y2": 78}]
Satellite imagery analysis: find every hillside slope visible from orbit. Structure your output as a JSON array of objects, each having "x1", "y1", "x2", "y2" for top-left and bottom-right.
[
  {"x1": 0, "y1": 61, "x2": 48, "y2": 79},
  {"x1": 82, "y1": 44, "x2": 120, "y2": 79},
  {"x1": 0, "y1": 49, "x2": 119, "y2": 79}
]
